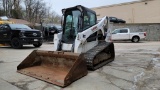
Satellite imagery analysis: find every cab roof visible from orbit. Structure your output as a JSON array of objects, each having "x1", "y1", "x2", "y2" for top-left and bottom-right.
[{"x1": 62, "y1": 5, "x2": 96, "y2": 15}]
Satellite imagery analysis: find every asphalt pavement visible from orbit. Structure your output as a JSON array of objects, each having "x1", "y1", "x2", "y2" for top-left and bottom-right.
[{"x1": 0, "y1": 41, "x2": 160, "y2": 90}]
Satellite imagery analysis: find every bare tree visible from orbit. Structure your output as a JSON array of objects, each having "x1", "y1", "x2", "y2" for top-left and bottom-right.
[
  {"x1": 0, "y1": 0, "x2": 22, "y2": 18},
  {"x1": 0, "y1": 0, "x2": 61, "y2": 24},
  {"x1": 0, "y1": 0, "x2": 3, "y2": 16}
]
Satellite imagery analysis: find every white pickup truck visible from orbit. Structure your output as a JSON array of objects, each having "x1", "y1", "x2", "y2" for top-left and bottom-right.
[{"x1": 112, "y1": 28, "x2": 146, "y2": 42}]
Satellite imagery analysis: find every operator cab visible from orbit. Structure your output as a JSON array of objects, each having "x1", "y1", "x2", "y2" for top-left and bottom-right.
[{"x1": 62, "y1": 5, "x2": 97, "y2": 44}]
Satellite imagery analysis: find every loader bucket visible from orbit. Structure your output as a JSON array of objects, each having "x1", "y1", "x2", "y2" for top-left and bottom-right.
[{"x1": 17, "y1": 50, "x2": 88, "y2": 87}]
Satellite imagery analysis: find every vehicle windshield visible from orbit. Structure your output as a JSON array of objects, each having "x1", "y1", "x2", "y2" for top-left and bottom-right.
[
  {"x1": 62, "y1": 9, "x2": 97, "y2": 44},
  {"x1": 62, "y1": 10, "x2": 81, "y2": 43},
  {"x1": 112, "y1": 30, "x2": 120, "y2": 34},
  {"x1": 9, "y1": 24, "x2": 31, "y2": 30},
  {"x1": 54, "y1": 24, "x2": 62, "y2": 31}
]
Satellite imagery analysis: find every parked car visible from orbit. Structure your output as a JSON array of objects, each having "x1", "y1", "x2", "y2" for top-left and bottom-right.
[
  {"x1": 112, "y1": 28, "x2": 146, "y2": 42},
  {"x1": 117, "y1": 19, "x2": 126, "y2": 23},
  {"x1": 97, "y1": 17, "x2": 126, "y2": 23},
  {"x1": 0, "y1": 16, "x2": 14, "y2": 24},
  {"x1": 0, "y1": 24, "x2": 43, "y2": 48},
  {"x1": 42, "y1": 25, "x2": 60, "y2": 41},
  {"x1": 109, "y1": 17, "x2": 126, "y2": 23},
  {"x1": 54, "y1": 24, "x2": 62, "y2": 32},
  {"x1": 109, "y1": 17, "x2": 119, "y2": 23}
]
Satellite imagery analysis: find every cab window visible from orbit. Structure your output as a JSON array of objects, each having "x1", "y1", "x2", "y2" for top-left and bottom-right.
[
  {"x1": 120, "y1": 29, "x2": 128, "y2": 33},
  {"x1": 83, "y1": 12, "x2": 96, "y2": 30}
]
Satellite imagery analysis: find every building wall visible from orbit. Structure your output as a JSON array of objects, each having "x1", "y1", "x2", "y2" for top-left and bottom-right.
[
  {"x1": 111, "y1": 23, "x2": 160, "y2": 41},
  {"x1": 92, "y1": 0, "x2": 160, "y2": 23}
]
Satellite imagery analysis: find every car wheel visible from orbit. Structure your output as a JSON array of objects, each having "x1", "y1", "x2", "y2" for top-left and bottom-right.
[
  {"x1": 132, "y1": 36, "x2": 139, "y2": 42},
  {"x1": 33, "y1": 42, "x2": 42, "y2": 47},
  {"x1": 11, "y1": 38, "x2": 23, "y2": 49}
]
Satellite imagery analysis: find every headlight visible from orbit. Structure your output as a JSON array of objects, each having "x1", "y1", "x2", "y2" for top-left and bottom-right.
[{"x1": 40, "y1": 31, "x2": 43, "y2": 37}]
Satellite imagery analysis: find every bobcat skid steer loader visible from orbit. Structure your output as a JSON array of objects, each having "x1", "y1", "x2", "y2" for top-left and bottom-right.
[{"x1": 17, "y1": 5, "x2": 115, "y2": 87}]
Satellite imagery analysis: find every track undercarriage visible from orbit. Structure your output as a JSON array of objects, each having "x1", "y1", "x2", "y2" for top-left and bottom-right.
[{"x1": 84, "y1": 41, "x2": 115, "y2": 70}]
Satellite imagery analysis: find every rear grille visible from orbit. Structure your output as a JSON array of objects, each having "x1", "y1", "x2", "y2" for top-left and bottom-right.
[{"x1": 24, "y1": 31, "x2": 41, "y2": 37}]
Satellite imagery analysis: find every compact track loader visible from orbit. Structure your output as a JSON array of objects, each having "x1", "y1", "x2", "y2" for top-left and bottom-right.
[{"x1": 17, "y1": 5, "x2": 115, "y2": 87}]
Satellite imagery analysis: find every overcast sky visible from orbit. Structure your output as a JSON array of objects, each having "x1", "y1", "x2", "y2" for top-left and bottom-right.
[{"x1": 45, "y1": 0, "x2": 138, "y2": 15}]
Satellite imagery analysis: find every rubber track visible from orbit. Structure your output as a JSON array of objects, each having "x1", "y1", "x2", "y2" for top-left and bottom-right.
[{"x1": 84, "y1": 41, "x2": 114, "y2": 70}]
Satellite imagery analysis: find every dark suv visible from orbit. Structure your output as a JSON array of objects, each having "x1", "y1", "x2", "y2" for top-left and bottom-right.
[
  {"x1": 43, "y1": 25, "x2": 60, "y2": 41},
  {"x1": 0, "y1": 24, "x2": 43, "y2": 48}
]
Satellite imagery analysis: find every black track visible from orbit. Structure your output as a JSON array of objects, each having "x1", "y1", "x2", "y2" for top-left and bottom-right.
[{"x1": 84, "y1": 41, "x2": 115, "y2": 70}]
